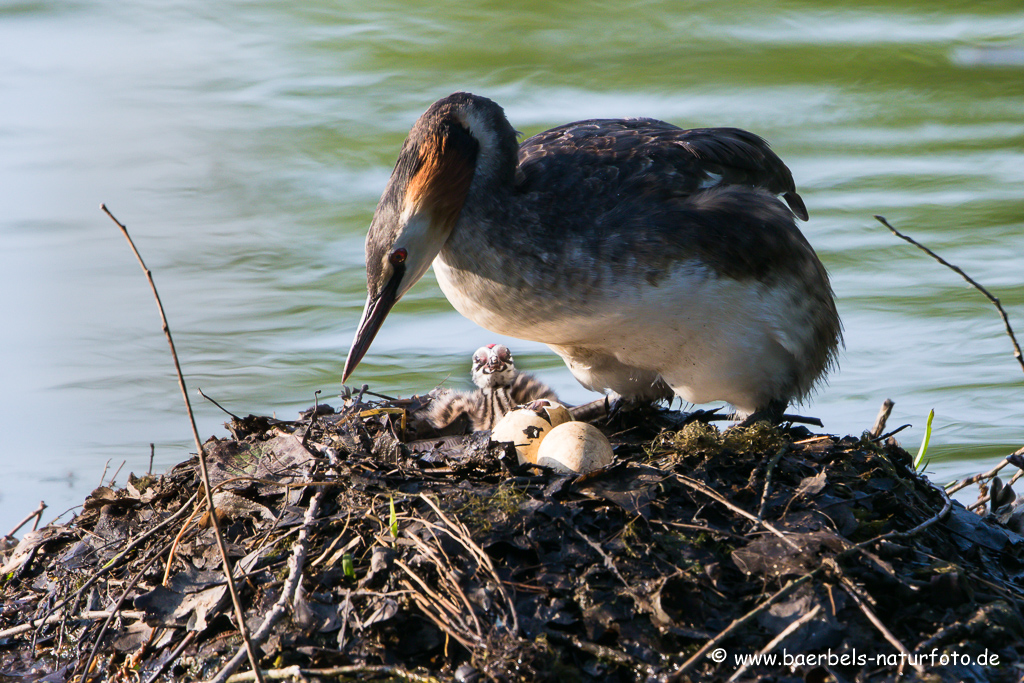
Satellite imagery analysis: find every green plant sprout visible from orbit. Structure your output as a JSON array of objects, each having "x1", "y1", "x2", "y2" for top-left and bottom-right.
[
  {"x1": 342, "y1": 552, "x2": 355, "y2": 579},
  {"x1": 914, "y1": 409, "x2": 934, "y2": 471},
  {"x1": 389, "y1": 496, "x2": 398, "y2": 539}
]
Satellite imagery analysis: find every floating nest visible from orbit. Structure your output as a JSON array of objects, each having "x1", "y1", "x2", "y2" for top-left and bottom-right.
[{"x1": 2, "y1": 389, "x2": 1023, "y2": 682}]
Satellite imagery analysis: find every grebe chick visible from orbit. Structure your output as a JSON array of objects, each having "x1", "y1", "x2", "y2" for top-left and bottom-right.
[
  {"x1": 426, "y1": 344, "x2": 558, "y2": 431},
  {"x1": 344, "y1": 92, "x2": 842, "y2": 421}
]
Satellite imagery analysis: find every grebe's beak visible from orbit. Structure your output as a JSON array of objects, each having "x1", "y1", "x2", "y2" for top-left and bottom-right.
[
  {"x1": 485, "y1": 357, "x2": 507, "y2": 374},
  {"x1": 343, "y1": 261, "x2": 404, "y2": 382}
]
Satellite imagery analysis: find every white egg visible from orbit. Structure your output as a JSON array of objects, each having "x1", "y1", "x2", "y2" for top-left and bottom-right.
[
  {"x1": 491, "y1": 407, "x2": 559, "y2": 465},
  {"x1": 535, "y1": 421, "x2": 614, "y2": 475},
  {"x1": 526, "y1": 400, "x2": 572, "y2": 428}
]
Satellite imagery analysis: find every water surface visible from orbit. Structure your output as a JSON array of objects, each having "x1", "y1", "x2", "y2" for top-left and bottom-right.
[{"x1": 1, "y1": 0, "x2": 1022, "y2": 531}]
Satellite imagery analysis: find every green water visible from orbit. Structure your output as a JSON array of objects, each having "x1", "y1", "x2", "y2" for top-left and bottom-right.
[{"x1": 1, "y1": 1, "x2": 1022, "y2": 530}]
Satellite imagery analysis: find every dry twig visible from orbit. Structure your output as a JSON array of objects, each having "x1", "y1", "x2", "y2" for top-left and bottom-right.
[
  {"x1": 869, "y1": 398, "x2": 894, "y2": 439},
  {"x1": 163, "y1": 496, "x2": 204, "y2": 586},
  {"x1": 144, "y1": 631, "x2": 197, "y2": 683},
  {"x1": 224, "y1": 664, "x2": 441, "y2": 683},
  {"x1": 30, "y1": 491, "x2": 198, "y2": 644},
  {"x1": 871, "y1": 423, "x2": 911, "y2": 443},
  {"x1": 3, "y1": 501, "x2": 47, "y2": 543},
  {"x1": 418, "y1": 493, "x2": 520, "y2": 636},
  {"x1": 947, "y1": 445, "x2": 1024, "y2": 495},
  {"x1": 669, "y1": 477, "x2": 952, "y2": 680},
  {"x1": 675, "y1": 474, "x2": 801, "y2": 551},
  {"x1": 842, "y1": 582, "x2": 925, "y2": 677},
  {"x1": 857, "y1": 481, "x2": 952, "y2": 547},
  {"x1": 570, "y1": 525, "x2": 660, "y2": 624},
  {"x1": 668, "y1": 572, "x2": 817, "y2": 680},
  {"x1": 404, "y1": 531, "x2": 485, "y2": 637},
  {"x1": 727, "y1": 605, "x2": 822, "y2": 682},
  {"x1": 78, "y1": 543, "x2": 169, "y2": 681},
  {"x1": 102, "y1": 205, "x2": 264, "y2": 683},
  {"x1": 208, "y1": 482, "x2": 327, "y2": 683},
  {"x1": 0, "y1": 610, "x2": 146, "y2": 639},
  {"x1": 876, "y1": 215, "x2": 1024, "y2": 377}
]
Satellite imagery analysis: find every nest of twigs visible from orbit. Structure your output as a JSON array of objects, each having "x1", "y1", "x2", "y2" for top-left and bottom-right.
[{"x1": 2, "y1": 389, "x2": 1023, "y2": 683}]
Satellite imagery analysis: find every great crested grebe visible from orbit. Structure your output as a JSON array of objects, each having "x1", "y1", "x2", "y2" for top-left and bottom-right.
[
  {"x1": 426, "y1": 343, "x2": 558, "y2": 431},
  {"x1": 344, "y1": 92, "x2": 842, "y2": 420}
]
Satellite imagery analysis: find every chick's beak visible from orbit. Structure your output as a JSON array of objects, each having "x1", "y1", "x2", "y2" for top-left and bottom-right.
[{"x1": 343, "y1": 266, "x2": 404, "y2": 382}]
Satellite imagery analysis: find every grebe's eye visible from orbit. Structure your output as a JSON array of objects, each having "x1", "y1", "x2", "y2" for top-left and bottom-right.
[{"x1": 390, "y1": 248, "x2": 407, "y2": 265}]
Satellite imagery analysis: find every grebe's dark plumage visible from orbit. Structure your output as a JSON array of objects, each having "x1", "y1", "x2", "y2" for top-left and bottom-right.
[
  {"x1": 345, "y1": 92, "x2": 842, "y2": 418},
  {"x1": 516, "y1": 118, "x2": 808, "y2": 222}
]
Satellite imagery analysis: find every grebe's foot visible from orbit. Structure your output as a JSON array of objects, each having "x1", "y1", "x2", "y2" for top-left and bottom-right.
[
  {"x1": 730, "y1": 400, "x2": 823, "y2": 429},
  {"x1": 568, "y1": 396, "x2": 610, "y2": 422},
  {"x1": 562, "y1": 394, "x2": 656, "y2": 426},
  {"x1": 731, "y1": 399, "x2": 787, "y2": 428},
  {"x1": 601, "y1": 394, "x2": 671, "y2": 429},
  {"x1": 779, "y1": 413, "x2": 824, "y2": 428},
  {"x1": 678, "y1": 407, "x2": 726, "y2": 426}
]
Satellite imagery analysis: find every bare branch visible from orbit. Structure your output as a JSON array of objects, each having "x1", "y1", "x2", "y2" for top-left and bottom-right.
[
  {"x1": 869, "y1": 398, "x2": 894, "y2": 439},
  {"x1": 3, "y1": 501, "x2": 47, "y2": 544},
  {"x1": 876, "y1": 215, "x2": 1024, "y2": 377},
  {"x1": 208, "y1": 483, "x2": 327, "y2": 683},
  {"x1": 102, "y1": 205, "x2": 264, "y2": 683}
]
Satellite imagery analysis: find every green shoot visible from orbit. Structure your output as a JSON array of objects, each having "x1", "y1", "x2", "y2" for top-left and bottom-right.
[
  {"x1": 342, "y1": 553, "x2": 355, "y2": 579},
  {"x1": 389, "y1": 496, "x2": 398, "y2": 539},
  {"x1": 914, "y1": 409, "x2": 934, "y2": 471}
]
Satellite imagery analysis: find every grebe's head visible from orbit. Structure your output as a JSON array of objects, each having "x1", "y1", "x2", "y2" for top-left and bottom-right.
[
  {"x1": 471, "y1": 344, "x2": 516, "y2": 389},
  {"x1": 343, "y1": 93, "x2": 517, "y2": 381}
]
